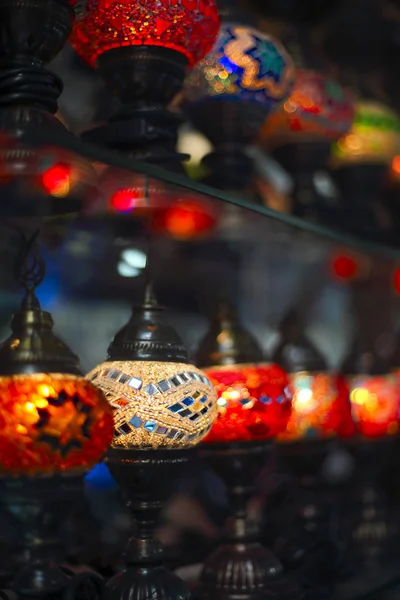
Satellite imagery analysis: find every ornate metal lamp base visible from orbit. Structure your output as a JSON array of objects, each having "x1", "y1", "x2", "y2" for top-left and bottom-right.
[
  {"x1": 197, "y1": 442, "x2": 302, "y2": 600},
  {"x1": 0, "y1": 476, "x2": 104, "y2": 600},
  {"x1": 105, "y1": 448, "x2": 191, "y2": 600}
]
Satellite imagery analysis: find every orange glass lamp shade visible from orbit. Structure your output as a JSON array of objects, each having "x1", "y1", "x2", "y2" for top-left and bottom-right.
[
  {"x1": 0, "y1": 374, "x2": 114, "y2": 476},
  {"x1": 261, "y1": 69, "x2": 355, "y2": 148},
  {"x1": 347, "y1": 375, "x2": 400, "y2": 438},
  {"x1": 280, "y1": 372, "x2": 355, "y2": 441},
  {"x1": 202, "y1": 364, "x2": 292, "y2": 443},
  {"x1": 70, "y1": 0, "x2": 220, "y2": 68},
  {"x1": 331, "y1": 101, "x2": 400, "y2": 168}
]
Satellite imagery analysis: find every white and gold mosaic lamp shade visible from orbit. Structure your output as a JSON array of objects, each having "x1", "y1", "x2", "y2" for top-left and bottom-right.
[{"x1": 87, "y1": 286, "x2": 217, "y2": 450}]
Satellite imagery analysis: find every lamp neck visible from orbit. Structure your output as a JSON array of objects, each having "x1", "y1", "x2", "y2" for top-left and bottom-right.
[{"x1": 83, "y1": 46, "x2": 189, "y2": 171}]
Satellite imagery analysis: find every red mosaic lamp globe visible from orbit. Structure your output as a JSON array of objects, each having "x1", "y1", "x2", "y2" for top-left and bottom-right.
[
  {"x1": 194, "y1": 304, "x2": 292, "y2": 443},
  {"x1": 69, "y1": 0, "x2": 220, "y2": 169},
  {"x1": 70, "y1": 0, "x2": 220, "y2": 69},
  {"x1": 0, "y1": 242, "x2": 113, "y2": 477}
]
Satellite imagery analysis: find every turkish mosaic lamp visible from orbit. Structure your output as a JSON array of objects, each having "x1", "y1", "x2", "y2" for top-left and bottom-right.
[
  {"x1": 331, "y1": 100, "x2": 400, "y2": 169},
  {"x1": 261, "y1": 69, "x2": 355, "y2": 149},
  {"x1": 342, "y1": 345, "x2": 400, "y2": 440},
  {"x1": 194, "y1": 304, "x2": 292, "y2": 444},
  {"x1": 272, "y1": 311, "x2": 354, "y2": 441},
  {"x1": 181, "y1": 12, "x2": 294, "y2": 146},
  {"x1": 331, "y1": 101, "x2": 400, "y2": 242},
  {"x1": 87, "y1": 285, "x2": 218, "y2": 450},
  {"x1": 69, "y1": 0, "x2": 220, "y2": 169},
  {"x1": 0, "y1": 242, "x2": 113, "y2": 477}
]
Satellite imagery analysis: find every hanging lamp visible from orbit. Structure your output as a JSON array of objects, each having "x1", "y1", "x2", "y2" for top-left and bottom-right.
[
  {"x1": 86, "y1": 282, "x2": 218, "y2": 600},
  {"x1": 69, "y1": 0, "x2": 220, "y2": 171},
  {"x1": 273, "y1": 310, "x2": 354, "y2": 441},
  {"x1": 0, "y1": 230, "x2": 113, "y2": 600},
  {"x1": 196, "y1": 303, "x2": 291, "y2": 443},
  {"x1": 271, "y1": 310, "x2": 353, "y2": 594},
  {"x1": 331, "y1": 100, "x2": 400, "y2": 243},
  {"x1": 193, "y1": 304, "x2": 297, "y2": 600},
  {"x1": 337, "y1": 263, "x2": 400, "y2": 570},
  {"x1": 180, "y1": 0, "x2": 294, "y2": 198},
  {"x1": 259, "y1": 26, "x2": 354, "y2": 221}
]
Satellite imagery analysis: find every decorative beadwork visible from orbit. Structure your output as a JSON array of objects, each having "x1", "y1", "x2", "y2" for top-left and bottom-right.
[
  {"x1": 332, "y1": 101, "x2": 400, "y2": 167},
  {"x1": 0, "y1": 374, "x2": 113, "y2": 476},
  {"x1": 347, "y1": 374, "x2": 400, "y2": 438},
  {"x1": 201, "y1": 363, "x2": 292, "y2": 443},
  {"x1": 261, "y1": 69, "x2": 355, "y2": 147},
  {"x1": 280, "y1": 371, "x2": 354, "y2": 441},
  {"x1": 87, "y1": 361, "x2": 218, "y2": 449},
  {"x1": 182, "y1": 23, "x2": 294, "y2": 109},
  {"x1": 69, "y1": 0, "x2": 220, "y2": 68}
]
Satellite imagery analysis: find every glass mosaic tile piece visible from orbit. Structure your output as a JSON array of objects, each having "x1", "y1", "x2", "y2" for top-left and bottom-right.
[
  {"x1": 170, "y1": 376, "x2": 181, "y2": 387},
  {"x1": 118, "y1": 423, "x2": 132, "y2": 435},
  {"x1": 158, "y1": 380, "x2": 171, "y2": 392},
  {"x1": 190, "y1": 413, "x2": 200, "y2": 421},
  {"x1": 167, "y1": 429, "x2": 178, "y2": 439},
  {"x1": 130, "y1": 415, "x2": 143, "y2": 428},
  {"x1": 113, "y1": 398, "x2": 129, "y2": 408},
  {"x1": 110, "y1": 371, "x2": 120, "y2": 380},
  {"x1": 156, "y1": 425, "x2": 168, "y2": 435},
  {"x1": 144, "y1": 383, "x2": 158, "y2": 396},
  {"x1": 179, "y1": 409, "x2": 192, "y2": 418},
  {"x1": 182, "y1": 397, "x2": 194, "y2": 407},
  {"x1": 119, "y1": 374, "x2": 130, "y2": 384},
  {"x1": 128, "y1": 377, "x2": 142, "y2": 390},
  {"x1": 168, "y1": 403, "x2": 183, "y2": 413},
  {"x1": 144, "y1": 421, "x2": 157, "y2": 432}
]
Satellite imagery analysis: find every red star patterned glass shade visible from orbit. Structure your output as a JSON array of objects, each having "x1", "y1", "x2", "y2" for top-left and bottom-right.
[
  {"x1": 70, "y1": 0, "x2": 220, "y2": 68},
  {"x1": 347, "y1": 375, "x2": 400, "y2": 438},
  {"x1": 203, "y1": 364, "x2": 292, "y2": 443},
  {"x1": 0, "y1": 374, "x2": 114, "y2": 476},
  {"x1": 261, "y1": 69, "x2": 355, "y2": 147}
]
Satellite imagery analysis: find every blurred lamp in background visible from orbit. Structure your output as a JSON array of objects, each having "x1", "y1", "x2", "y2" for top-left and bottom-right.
[
  {"x1": 195, "y1": 303, "x2": 292, "y2": 443},
  {"x1": 181, "y1": 0, "x2": 294, "y2": 198}
]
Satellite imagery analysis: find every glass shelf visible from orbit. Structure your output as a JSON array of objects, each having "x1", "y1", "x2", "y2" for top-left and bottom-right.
[
  {"x1": 0, "y1": 125, "x2": 398, "y2": 377},
  {"x1": 13, "y1": 123, "x2": 400, "y2": 261}
]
